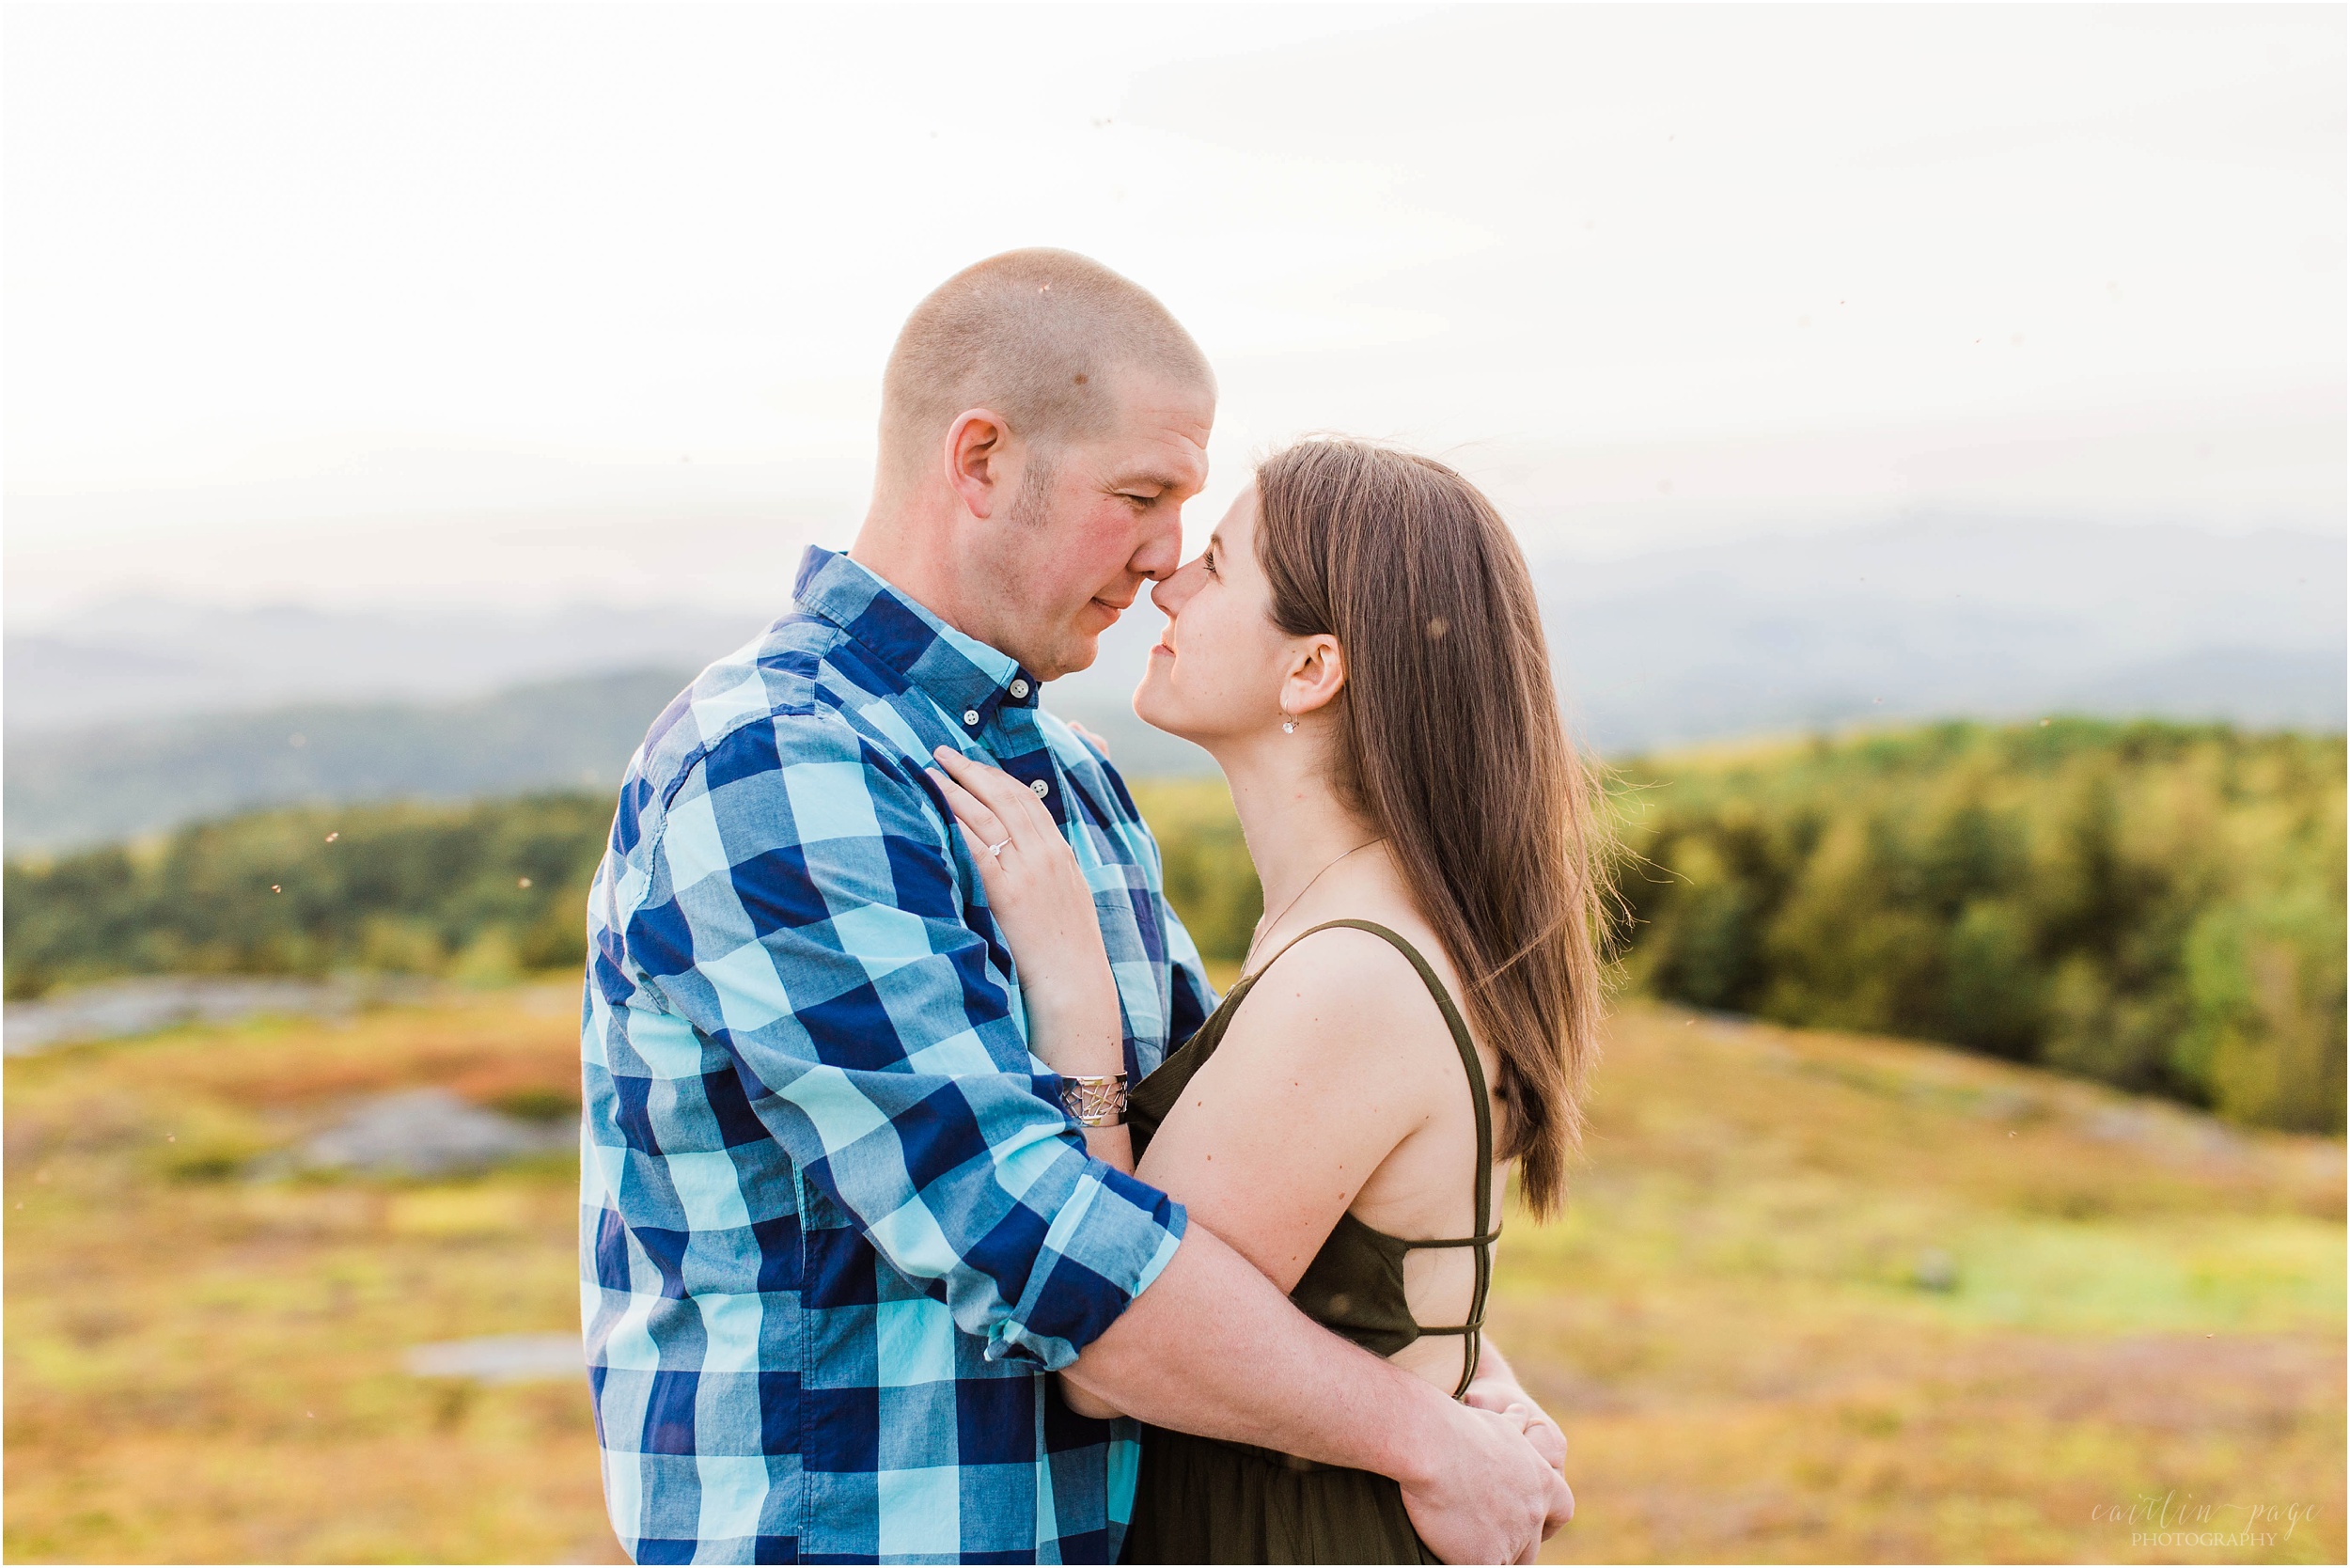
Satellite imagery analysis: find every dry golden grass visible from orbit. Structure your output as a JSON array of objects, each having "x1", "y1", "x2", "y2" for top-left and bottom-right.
[
  {"x1": 4, "y1": 987, "x2": 2341, "y2": 1563},
  {"x1": 5, "y1": 986, "x2": 616, "y2": 1565},
  {"x1": 1515, "y1": 1006, "x2": 2344, "y2": 1564}
]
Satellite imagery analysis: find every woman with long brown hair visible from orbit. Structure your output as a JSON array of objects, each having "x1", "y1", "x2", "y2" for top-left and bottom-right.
[{"x1": 930, "y1": 437, "x2": 1608, "y2": 1562}]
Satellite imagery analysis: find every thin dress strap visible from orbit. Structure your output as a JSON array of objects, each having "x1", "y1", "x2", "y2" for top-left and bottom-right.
[{"x1": 1248, "y1": 919, "x2": 1496, "y2": 1400}]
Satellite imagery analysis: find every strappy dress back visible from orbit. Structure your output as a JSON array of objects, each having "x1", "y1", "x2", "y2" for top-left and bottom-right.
[{"x1": 1121, "y1": 919, "x2": 1501, "y2": 1564}]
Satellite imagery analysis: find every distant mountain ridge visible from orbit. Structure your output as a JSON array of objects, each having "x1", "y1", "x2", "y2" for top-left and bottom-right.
[
  {"x1": 4, "y1": 670, "x2": 692, "y2": 852},
  {"x1": 1523, "y1": 519, "x2": 2344, "y2": 751},
  {"x1": 7, "y1": 518, "x2": 2340, "y2": 850},
  {"x1": 4, "y1": 599, "x2": 769, "y2": 736}
]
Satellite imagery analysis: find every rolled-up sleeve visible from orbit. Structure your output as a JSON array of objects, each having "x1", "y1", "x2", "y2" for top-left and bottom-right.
[{"x1": 624, "y1": 713, "x2": 1185, "y2": 1367}]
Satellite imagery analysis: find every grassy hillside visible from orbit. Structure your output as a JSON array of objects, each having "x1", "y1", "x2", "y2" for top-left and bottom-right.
[
  {"x1": 4, "y1": 990, "x2": 2337, "y2": 1563},
  {"x1": 1501, "y1": 1004, "x2": 2342, "y2": 1563}
]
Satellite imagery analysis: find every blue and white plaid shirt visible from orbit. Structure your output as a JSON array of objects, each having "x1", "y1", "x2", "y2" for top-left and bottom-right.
[{"x1": 580, "y1": 546, "x2": 1214, "y2": 1564}]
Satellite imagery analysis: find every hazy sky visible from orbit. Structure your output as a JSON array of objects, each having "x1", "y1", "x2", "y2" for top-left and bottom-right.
[{"x1": 6, "y1": 4, "x2": 2342, "y2": 617}]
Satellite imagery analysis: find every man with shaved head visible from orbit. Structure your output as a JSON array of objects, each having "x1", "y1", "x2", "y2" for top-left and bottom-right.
[
  {"x1": 580, "y1": 251, "x2": 1570, "y2": 1563},
  {"x1": 860, "y1": 249, "x2": 1217, "y2": 683}
]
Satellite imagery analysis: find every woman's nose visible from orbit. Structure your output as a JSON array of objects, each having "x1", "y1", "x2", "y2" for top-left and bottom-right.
[{"x1": 1152, "y1": 562, "x2": 1199, "y2": 617}]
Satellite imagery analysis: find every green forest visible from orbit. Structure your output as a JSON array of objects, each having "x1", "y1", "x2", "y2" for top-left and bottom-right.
[
  {"x1": 2, "y1": 794, "x2": 615, "y2": 996},
  {"x1": 7, "y1": 719, "x2": 2341, "y2": 1132},
  {"x1": 1614, "y1": 720, "x2": 2343, "y2": 1133}
]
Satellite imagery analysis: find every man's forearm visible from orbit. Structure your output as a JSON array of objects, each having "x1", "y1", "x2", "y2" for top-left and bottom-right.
[{"x1": 1060, "y1": 1223, "x2": 1450, "y2": 1483}]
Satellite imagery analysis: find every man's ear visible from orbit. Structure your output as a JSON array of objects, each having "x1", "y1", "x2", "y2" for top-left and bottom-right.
[
  {"x1": 945, "y1": 408, "x2": 1010, "y2": 520},
  {"x1": 1280, "y1": 634, "x2": 1348, "y2": 719}
]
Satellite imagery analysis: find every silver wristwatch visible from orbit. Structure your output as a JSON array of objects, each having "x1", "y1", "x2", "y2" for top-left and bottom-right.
[{"x1": 1058, "y1": 1074, "x2": 1129, "y2": 1128}]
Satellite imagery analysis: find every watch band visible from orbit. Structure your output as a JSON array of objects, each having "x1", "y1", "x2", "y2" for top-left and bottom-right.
[{"x1": 1058, "y1": 1074, "x2": 1129, "y2": 1128}]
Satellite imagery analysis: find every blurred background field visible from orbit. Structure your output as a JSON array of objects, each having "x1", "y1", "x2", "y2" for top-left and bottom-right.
[
  {"x1": 6, "y1": 728, "x2": 2344, "y2": 1564},
  {"x1": 7, "y1": 978, "x2": 2339, "y2": 1564}
]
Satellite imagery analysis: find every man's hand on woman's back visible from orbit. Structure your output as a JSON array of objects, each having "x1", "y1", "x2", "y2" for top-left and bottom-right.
[
  {"x1": 1399, "y1": 1398, "x2": 1574, "y2": 1564},
  {"x1": 1465, "y1": 1341, "x2": 1570, "y2": 1478},
  {"x1": 1068, "y1": 1223, "x2": 1574, "y2": 1564}
]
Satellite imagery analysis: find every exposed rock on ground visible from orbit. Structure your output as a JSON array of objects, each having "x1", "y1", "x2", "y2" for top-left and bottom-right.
[
  {"x1": 4, "y1": 975, "x2": 432, "y2": 1056},
  {"x1": 405, "y1": 1334, "x2": 584, "y2": 1385},
  {"x1": 300, "y1": 1088, "x2": 572, "y2": 1177}
]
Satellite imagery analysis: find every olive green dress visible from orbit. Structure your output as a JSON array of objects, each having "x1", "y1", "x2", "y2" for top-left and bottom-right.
[{"x1": 1120, "y1": 920, "x2": 1498, "y2": 1565}]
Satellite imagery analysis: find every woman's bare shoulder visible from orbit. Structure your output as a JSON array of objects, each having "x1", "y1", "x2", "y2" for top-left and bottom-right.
[{"x1": 1223, "y1": 921, "x2": 1465, "y2": 1080}]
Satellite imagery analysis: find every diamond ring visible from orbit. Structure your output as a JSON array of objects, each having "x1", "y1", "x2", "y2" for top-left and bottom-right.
[{"x1": 984, "y1": 838, "x2": 1010, "y2": 859}]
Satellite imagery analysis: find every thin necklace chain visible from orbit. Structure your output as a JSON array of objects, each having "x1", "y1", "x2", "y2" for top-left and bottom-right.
[{"x1": 1246, "y1": 838, "x2": 1385, "y2": 969}]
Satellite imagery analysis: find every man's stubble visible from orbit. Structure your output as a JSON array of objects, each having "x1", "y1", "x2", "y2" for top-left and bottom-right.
[{"x1": 991, "y1": 448, "x2": 1106, "y2": 682}]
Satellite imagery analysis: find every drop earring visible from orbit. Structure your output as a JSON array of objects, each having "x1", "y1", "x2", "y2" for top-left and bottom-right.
[{"x1": 1281, "y1": 719, "x2": 1297, "y2": 734}]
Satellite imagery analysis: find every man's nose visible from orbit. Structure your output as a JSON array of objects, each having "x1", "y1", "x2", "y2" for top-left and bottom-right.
[{"x1": 1131, "y1": 509, "x2": 1184, "y2": 583}]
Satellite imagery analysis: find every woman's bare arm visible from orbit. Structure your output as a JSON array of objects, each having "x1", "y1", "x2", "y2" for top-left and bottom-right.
[
  {"x1": 1130, "y1": 927, "x2": 1456, "y2": 1292},
  {"x1": 1064, "y1": 933, "x2": 1449, "y2": 1420}
]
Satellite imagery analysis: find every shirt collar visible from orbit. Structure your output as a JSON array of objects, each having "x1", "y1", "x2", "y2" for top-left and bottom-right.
[{"x1": 791, "y1": 546, "x2": 1042, "y2": 728}]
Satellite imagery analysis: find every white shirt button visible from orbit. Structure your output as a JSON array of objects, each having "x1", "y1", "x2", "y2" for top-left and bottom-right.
[
  {"x1": 1029, "y1": 778, "x2": 1051, "y2": 798},
  {"x1": 963, "y1": 709, "x2": 981, "y2": 727},
  {"x1": 1009, "y1": 679, "x2": 1029, "y2": 699}
]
